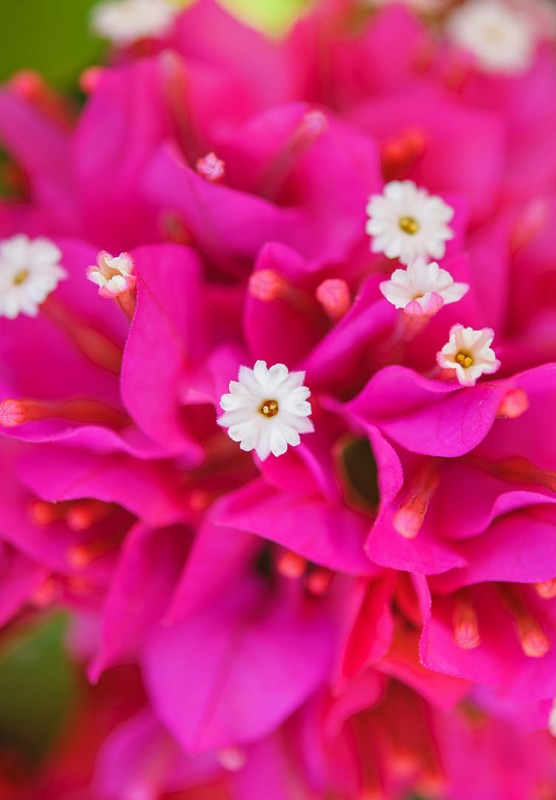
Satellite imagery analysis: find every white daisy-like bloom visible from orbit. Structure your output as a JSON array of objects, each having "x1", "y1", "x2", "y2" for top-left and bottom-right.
[
  {"x1": 446, "y1": 0, "x2": 536, "y2": 75},
  {"x1": 380, "y1": 258, "x2": 469, "y2": 317},
  {"x1": 0, "y1": 234, "x2": 67, "y2": 319},
  {"x1": 86, "y1": 251, "x2": 136, "y2": 299},
  {"x1": 437, "y1": 324, "x2": 500, "y2": 386},
  {"x1": 218, "y1": 361, "x2": 314, "y2": 461},
  {"x1": 366, "y1": 181, "x2": 455, "y2": 265},
  {"x1": 91, "y1": 0, "x2": 179, "y2": 46}
]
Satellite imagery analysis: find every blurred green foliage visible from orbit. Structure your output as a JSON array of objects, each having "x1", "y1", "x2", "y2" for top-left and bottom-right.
[
  {"x1": 0, "y1": 0, "x2": 105, "y2": 88},
  {"x1": 0, "y1": 0, "x2": 309, "y2": 91},
  {"x1": 0, "y1": 614, "x2": 78, "y2": 764},
  {"x1": 220, "y1": 0, "x2": 309, "y2": 33}
]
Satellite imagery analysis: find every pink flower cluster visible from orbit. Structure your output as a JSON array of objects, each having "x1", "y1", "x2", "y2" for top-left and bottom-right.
[{"x1": 1, "y1": 0, "x2": 556, "y2": 797}]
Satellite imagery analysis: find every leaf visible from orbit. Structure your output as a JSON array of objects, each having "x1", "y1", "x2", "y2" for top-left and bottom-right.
[
  {"x1": 0, "y1": 0, "x2": 104, "y2": 90},
  {"x1": 221, "y1": 0, "x2": 310, "y2": 34},
  {"x1": 0, "y1": 614, "x2": 78, "y2": 763}
]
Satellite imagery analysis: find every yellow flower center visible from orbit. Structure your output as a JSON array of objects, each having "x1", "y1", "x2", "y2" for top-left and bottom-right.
[
  {"x1": 259, "y1": 399, "x2": 279, "y2": 418},
  {"x1": 13, "y1": 269, "x2": 29, "y2": 285},
  {"x1": 398, "y1": 216, "x2": 420, "y2": 235},
  {"x1": 455, "y1": 352, "x2": 473, "y2": 368}
]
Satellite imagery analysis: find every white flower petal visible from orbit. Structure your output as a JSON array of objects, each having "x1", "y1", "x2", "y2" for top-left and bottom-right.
[
  {"x1": 437, "y1": 325, "x2": 500, "y2": 386},
  {"x1": 447, "y1": 0, "x2": 536, "y2": 75},
  {"x1": 0, "y1": 234, "x2": 67, "y2": 319},
  {"x1": 380, "y1": 258, "x2": 468, "y2": 315},
  {"x1": 91, "y1": 0, "x2": 177, "y2": 45},
  {"x1": 366, "y1": 181, "x2": 455, "y2": 265}
]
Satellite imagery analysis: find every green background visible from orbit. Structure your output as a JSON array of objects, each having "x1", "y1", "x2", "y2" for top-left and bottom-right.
[{"x1": 0, "y1": 0, "x2": 309, "y2": 89}]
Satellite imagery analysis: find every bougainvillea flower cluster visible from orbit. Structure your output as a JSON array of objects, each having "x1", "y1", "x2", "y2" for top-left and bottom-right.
[{"x1": 2, "y1": 0, "x2": 556, "y2": 797}]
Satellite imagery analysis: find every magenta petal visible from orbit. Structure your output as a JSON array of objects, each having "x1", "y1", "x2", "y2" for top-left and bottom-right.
[
  {"x1": 0, "y1": 545, "x2": 46, "y2": 626},
  {"x1": 244, "y1": 244, "x2": 323, "y2": 367},
  {"x1": 18, "y1": 447, "x2": 188, "y2": 527},
  {"x1": 360, "y1": 426, "x2": 465, "y2": 574},
  {"x1": 230, "y1": 735, "x2": 300, "y2": 800},
  {"x1": 368, "y1": 506, "x2": 467, "y2": 575},
  {"x1": 348, "y1": 366, "x2": 507, "y2": 456},
  {"x1": 73, "y1": 56, "x2": 173, "y2": 248},
  {"x1": 0, "y1": 89, "x2": 77, "y2": 233},
  {"x1": 419, "y1": 583, "x2": 528, "y2": 688},
  {"x1": 1, "y1": 422, "x2": 179, "y2": 458},
  {"x1": 90, "y1": 522, "x2": 189, "y2": 680},
  {"x1": 479, "y1": 364, "x2": 556, "y2": 468},
  {"x1": 353, "y1": 86, "x2": 505, "y2": 222},
  {"x1": 338, "y1": 574, "x2": 396, "y2": 682},
  {"x1": 380, "y1": 633, "x2": 469, "y2": 711},
  {"x1": 172, "y1": 0, "x2": 296, "y2": 110},
  {"x1": 143, "y1": 582, "x2": 333, "y2": 750},
  {"x1": 121, "y1": 243, "x2": 205, "y2": 458},
  {"x1": 429, "y1": 459, "x2": 556, "y2": 541},
  {"x1": 214, "y1": 479, "x2": 374, "y2": 574},
  {"x1": 326, "y1": 670, "x2": 385, "y2": 738},
  {"x1": 440, "y1": 507, "x2": 556, "y2": 589},
  {"x1": 0, "y1": 240, "x2": 122, "y2": 408},
  {"x1": 466, "y1": 215, "x2": 512, "y2": 332},
  {"x1": 167, "y1": 520, "x2": 259, "y2": 623},
  {"x1": 304, "y1": 278, "x2": 396, "y2": 391},
  {"x1": 94, "y1": 709, "x2": 220, "y2": 800},
  {"x1": 259, "y1": 411, "x2": 344, "y2": 501},
  {"x1": 219, "y1": 103, "x2": 382, "y2": 266},
  {"x1": 144, "y1": 143, "x2": 306, "y2": 271},
  {"x1": 0, "y1": 470, "x2": 88, "y2": 572}
]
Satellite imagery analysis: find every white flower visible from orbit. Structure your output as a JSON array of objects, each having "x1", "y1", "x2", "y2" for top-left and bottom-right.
[
  {"x1": 0, "y1": 234, "x2": 67, "y2": 319},
  {"x1": 446, "y1": 0, "x2": 536, "y2": 75},
  {"x1": 218, "y1": 361, "x2": 314, "y2": 461},
  {"x1": 91, "y1": 0, "x2": 178, "y2": 46},
  {"x1": 86, "y1": 251, "x2": 136, "y2": 299},
  {"x1": 380, "y1": 258, "x2": 469, "y2": 316},
  {"x1": 366, "y1": 181, "x2": 454, "y2": 265},
  {"x1": 437, "y1": 324, "x2": 500, "y2": 386}
]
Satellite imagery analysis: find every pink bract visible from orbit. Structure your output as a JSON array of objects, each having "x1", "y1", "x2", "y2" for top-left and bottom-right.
[{"x1": 0, "y1": 0, "x2": 556, "y2": 797}]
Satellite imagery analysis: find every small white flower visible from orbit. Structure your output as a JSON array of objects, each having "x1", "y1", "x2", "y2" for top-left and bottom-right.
[
  {"x1": 437, "y1": 324, "x2": 500, "y2": 386},
  {"x1": 446, "y1": 0, "x2": 536, "y2": 75},
  {"x1": 218, "y1": 361, "x2": 314, "y2": 461},
  {"x1": 0, "y1": 234, "x2": 67, "y2": 319},
  {"x1": 366, "y1": 181, "x2": 454, "y2": 265},
  {"x1": 91, "y1": 0, "x2": 178, "y2": 46},
  {"x1": 380, "y1": 258, "x2": 469, "y2": 317},
  {"x1": 86, "y1": 251, "x2": 136, "y2": 299}
]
